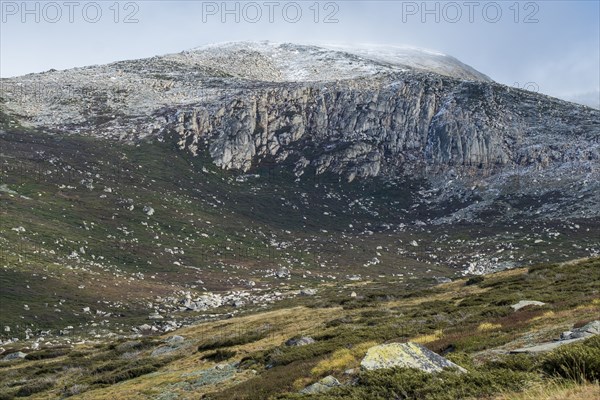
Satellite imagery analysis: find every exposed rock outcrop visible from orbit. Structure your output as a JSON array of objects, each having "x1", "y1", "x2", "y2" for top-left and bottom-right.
[
  {"x1": 361, "y1": 342, "x2": 467, "y2": 373},
  {"x1": 511, "y1": 300, "x2": 546, "y2": 311},
  {"x1": 510, "y1": 320, "x2": 599, "y2": 354},
  {"x1": 300, "y1": 375, "x2": 341, "y2": 394}
]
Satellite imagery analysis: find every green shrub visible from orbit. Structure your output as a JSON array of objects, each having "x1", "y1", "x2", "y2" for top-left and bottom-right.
[
  {"x1": 542, "y1": 336, "x2": 600, "y2": 383},
  {"x1": 286, "y1": 367, "x2": 537, "y2": 400},
  {"x1": 201, "y1": 349, "x2": 237, "y2": 362},
  {"x1": 62, "y1": 384, "x2": 89, "y2": 397},
  {"x1": 91, "y1": 359, "x2": 129, "y2": 374},
  {"x1": 207, "y1": 359, "x2": 319, "y2": 400},
  {"x1": 14, "y1": 379, "x2": 53, "y2": 397},
  {"x1": 25, "y1": 347, "x2": 71, "y2": 360},
  {"x1": 197, "y1": 330, "x2": 269, "y2": 351},
  {"x1": 325, "y1": 318, "x2": 353, "y2": 328},
  {"x1": 267, "y1": 341, "x2": 335, "y2": 367},
  {"x1": 465, "y1": 276, "x2": 484, "y2": 286},
  {"x1": 89, "y1": 356, "x2": 178, "y2": 386},
  {"x1": 0, "y1": 388, "x2": 17, "y2": 400},
  {"x1": 478, "y1": 306, "x2": 511, "y2": 318},
  {"x1": 444, "y1": 352, "x2": 475, "y2": 371},
  {"x1": 292, "y1": 367, "x2": 537, "y2": 400},
  {"x1": 485, "y1": 354, "x2": 539, "y2": 372},
  {"x1": 91, "y1": 364, "x2": 159, "y2": 385},
  {"x1": 68, "y1": 350, "x2": 87, "y2": 359}
]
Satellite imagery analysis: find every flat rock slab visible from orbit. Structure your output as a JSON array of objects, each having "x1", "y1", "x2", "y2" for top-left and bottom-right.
[
  {"x1": 510, "y1": 300, "x2": 546, "y2": 311},
  {"x1": 361, "y1": 342, "x2": 467, "y2": 373},
  {"x1": 561, "y1": 320, "x2": 600, "y2": 340},
  {"x1": 510, "y1": 337, "x2": 587, "y2": 354},
  {"x1": 511, "y1": 320, "x2": 599, "y2": 354}
]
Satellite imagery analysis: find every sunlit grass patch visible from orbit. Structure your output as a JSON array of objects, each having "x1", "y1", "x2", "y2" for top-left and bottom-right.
[
  {"x1": 532, "y1": 311, "x2": 556, "y2": 321},
  {"x1": 310, "y1": 341, "x2": 377, "y2": 376},
  {"x1": 412, "y1": 329, "x2": 444, "y2": 344},
  {"x1": 478, "y1": 322, "x2": 503, "y2": 332}
]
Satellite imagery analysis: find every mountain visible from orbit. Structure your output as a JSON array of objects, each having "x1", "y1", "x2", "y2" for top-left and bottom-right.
[
  {"x1": 0, "y1": 42, "x2": 599, "y2": 344},
  {"x1": 2, "y1": 42, "x2": 598, "y2": 219}
]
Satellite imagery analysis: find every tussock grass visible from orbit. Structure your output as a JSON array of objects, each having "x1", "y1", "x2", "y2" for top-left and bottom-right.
[
  {"x1": 541, "y1": 336, "x2": 600, "y2": 383},
  {"x1": 496, "y1": 380, "x2": 600, "y2": 400}
]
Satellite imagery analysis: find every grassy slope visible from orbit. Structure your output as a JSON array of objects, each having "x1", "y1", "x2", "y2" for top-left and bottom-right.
[
  {"x1": 2, "y1": 127, "x2": 598, "y2": 339},
  {"x1": 0, "y1": 127, "x2": 455, "y2": 335},
  {"x1": 0, "y1": 257, "x2": 598, "y2": 399}
]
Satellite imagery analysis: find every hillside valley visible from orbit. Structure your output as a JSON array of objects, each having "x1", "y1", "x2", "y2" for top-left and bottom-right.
[{"x1": 0, "y1": 42, "x2": 599, "y2": 399}]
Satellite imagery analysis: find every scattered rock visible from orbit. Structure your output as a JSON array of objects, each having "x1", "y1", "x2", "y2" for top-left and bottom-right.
[
  {"x1": 361, "y1": 342, "x2": 467, "y2": 373},
  {"x1": 137, "y1": 324, "x2": 152, "y2": 332},
  {"x1": 215, "y1": 363, "x2": 229, "y2": 370},
  {"x1": 510, "y1": 338, "x2": 583, "y2": 354},
  {"x1": 276, "y1": 268, "x2": 290, "y2": 279},
  {"x1": 166, "y1": 335, "x2": 185, "y2": 344},
  {"x1": 285, "y1": 336, "x2": 315, "y2": 347},
  {"x1": 300, "y1": 375, "x2": 341, "y2": 394},
  {"x1": 300, "y1": 288, "x2": 317, "y2": 296},
  {"x1": 510, "y1": 300, "x2": 546, "y2": 311},
  {"x1": 2, "y1": 351, "x2": 27, "y2": 361},
  {"x1": 143, "y1": 206, "x2": 155, "y2": 216}
]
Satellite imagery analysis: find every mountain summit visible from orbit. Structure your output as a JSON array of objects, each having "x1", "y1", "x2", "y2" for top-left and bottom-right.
[{"x1": 183, "y1": 42, "x2": 493, "y2": 82}]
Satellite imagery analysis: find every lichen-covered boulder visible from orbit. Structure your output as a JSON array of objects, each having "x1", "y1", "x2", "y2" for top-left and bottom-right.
[{"x1": 360, "y1": 342, "x2": 467, "y2": 373}]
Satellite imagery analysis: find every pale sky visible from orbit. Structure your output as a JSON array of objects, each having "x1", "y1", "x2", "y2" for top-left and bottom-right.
[{"x1": 1, "y1": 1, "x2": 599, "y2": 107}]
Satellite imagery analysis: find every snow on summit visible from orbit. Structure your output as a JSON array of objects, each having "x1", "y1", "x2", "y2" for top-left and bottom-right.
[
  {"x1": 182, "y1": 41, "x2": 492, "y2": 83},
  {"x1": 1, "y1": 41, "x2": 494, "y2": 135}
]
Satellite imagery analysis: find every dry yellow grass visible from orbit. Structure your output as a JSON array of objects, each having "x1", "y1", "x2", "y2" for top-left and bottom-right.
[
  {"x1": 411, "y1": 329, "x2": 444, "y2": 344},
  {"x1": 311, "y1": 341, "x2": 377, "y2": 376},
  {"x1": 63, "y1": 306, "x2": 340, "y2": 400},
  {"x1": 496, "y1": 381, "x2": 600, "y2": 400},
  {"x1": 532, "y1": 311, "x2": 555, "y2": 321},
  {"x1": 478, "y1": 322, "x2": 503, "y2": 332}
]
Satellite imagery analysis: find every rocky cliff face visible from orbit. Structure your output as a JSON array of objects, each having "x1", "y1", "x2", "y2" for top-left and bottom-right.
[
  {"x1": 171, "y1": 71, "x2": 598, "y2": 183},
  {"x1": 1, "y1": 42, "x2": 599, "y2": 217}
]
